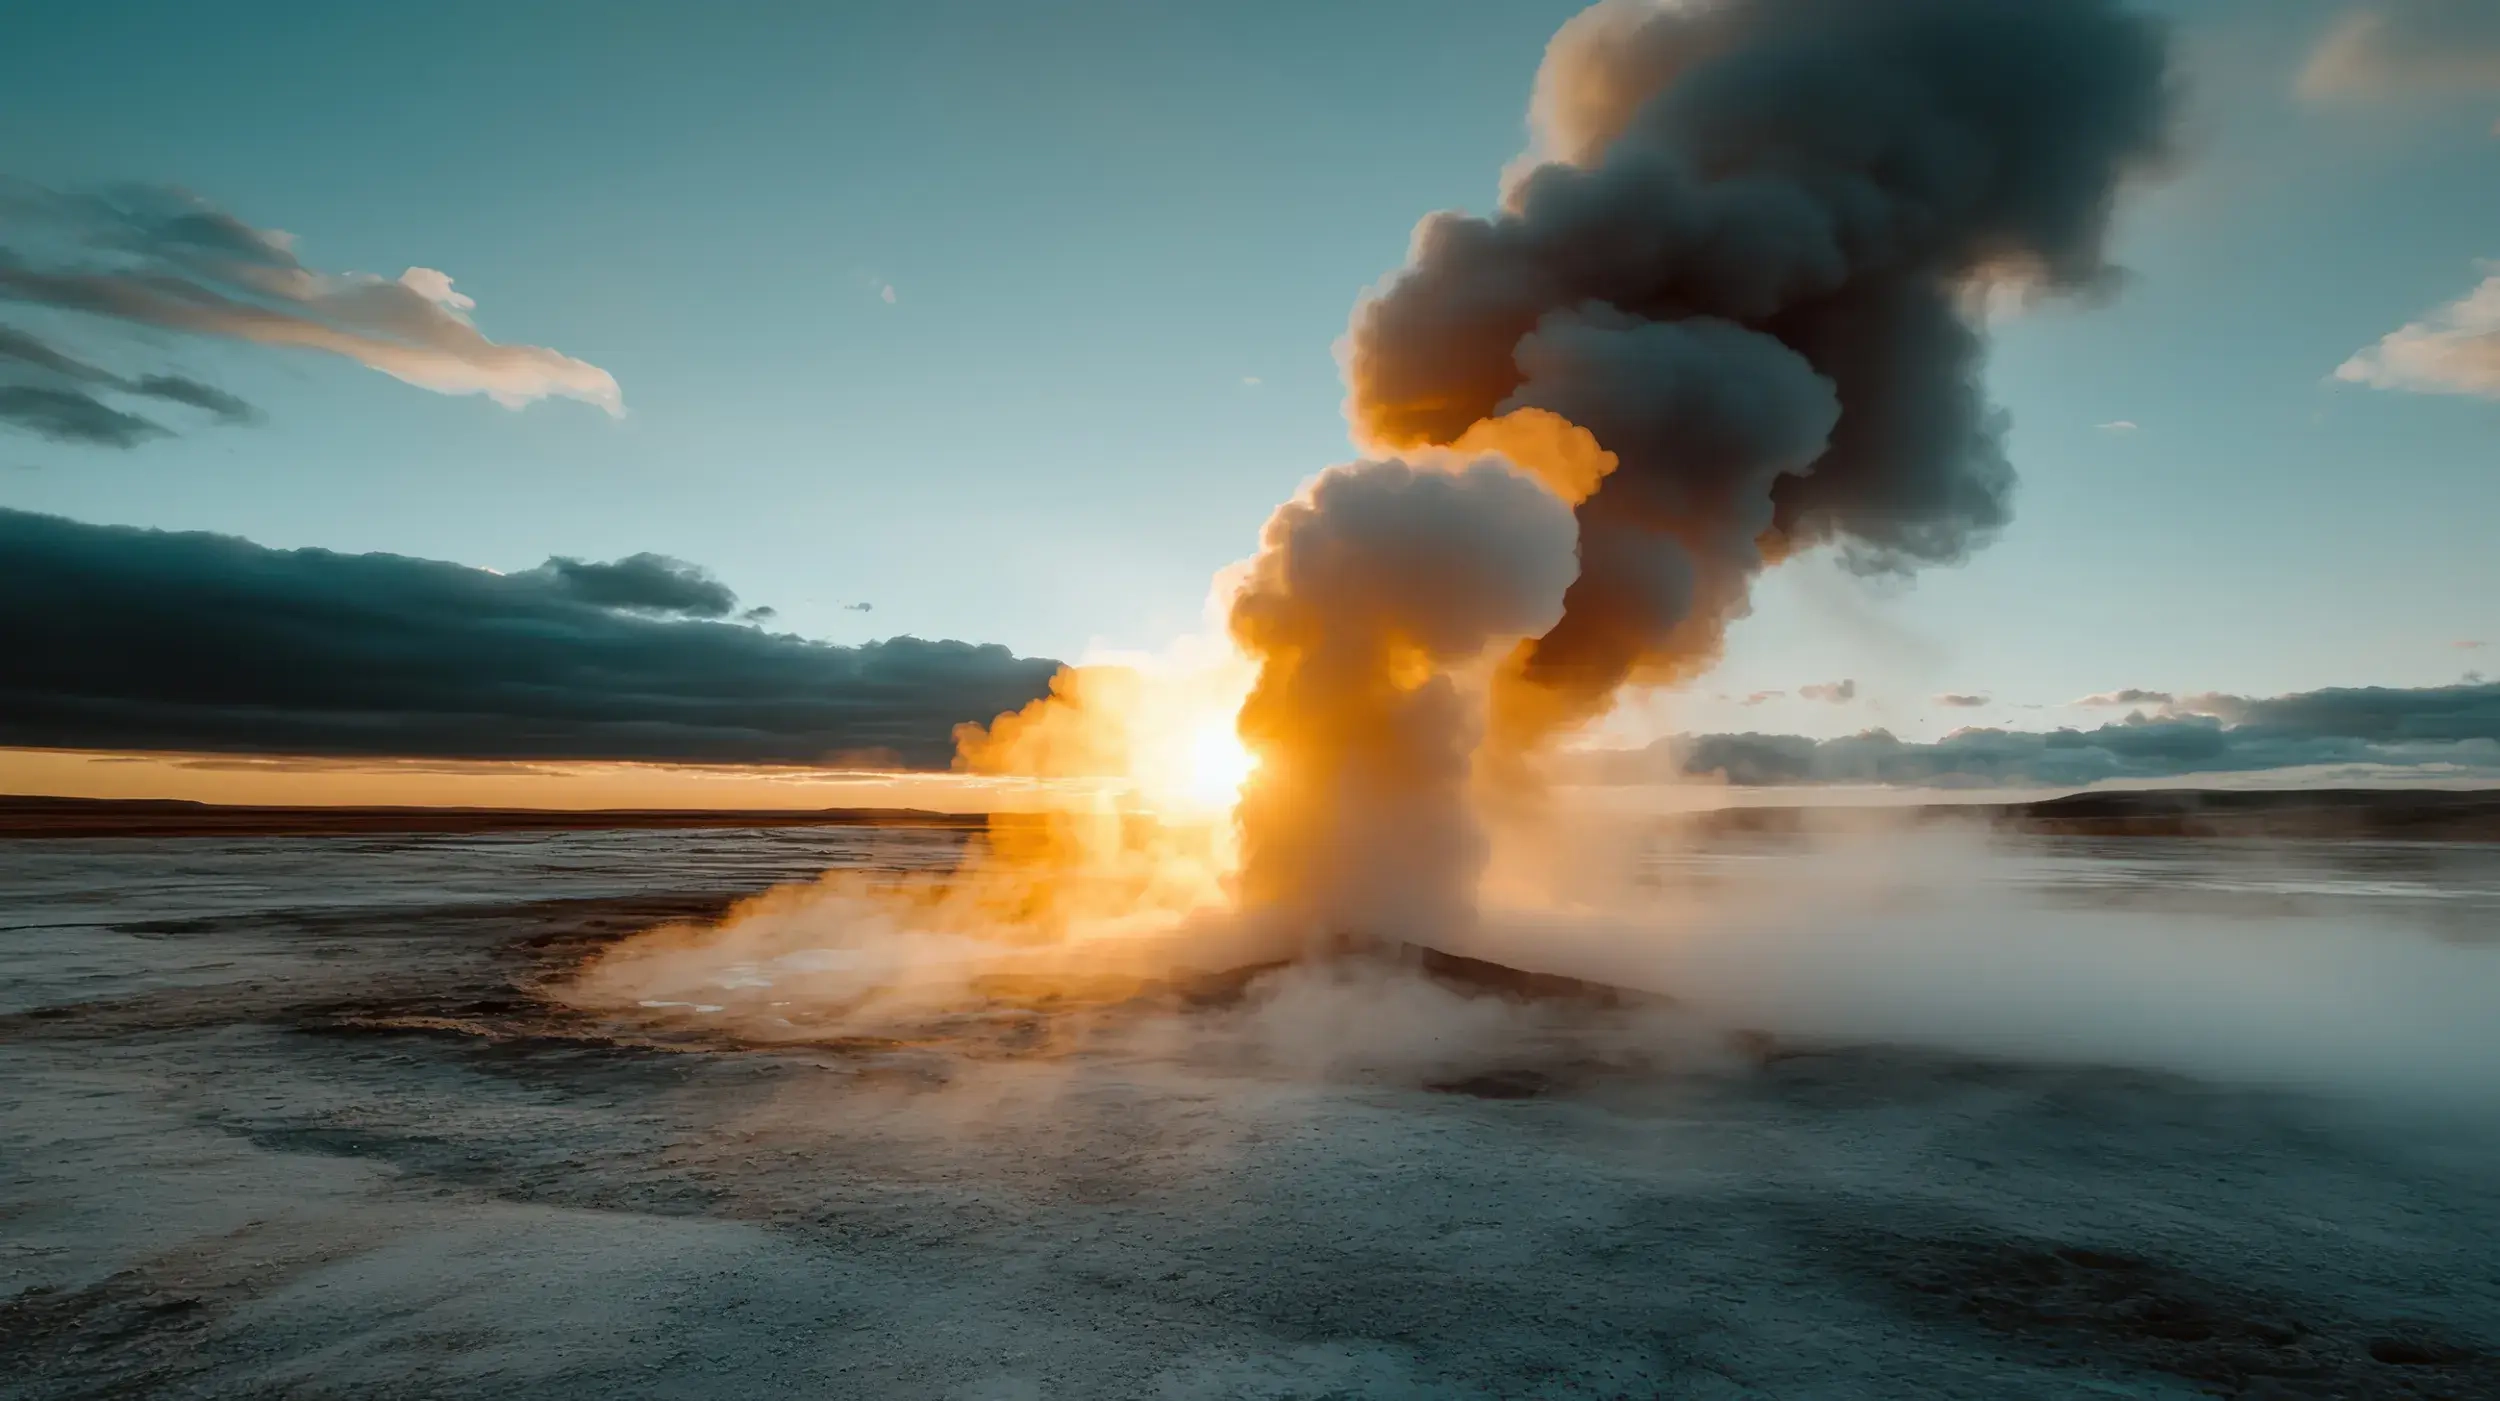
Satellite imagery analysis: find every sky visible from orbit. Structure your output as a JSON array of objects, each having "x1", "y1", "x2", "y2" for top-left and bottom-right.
[{"x1": 1, "y1": 0, "x2": 2497, "y2": 801}]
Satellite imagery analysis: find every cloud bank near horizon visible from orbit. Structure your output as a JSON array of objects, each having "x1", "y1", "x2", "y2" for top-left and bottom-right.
[
  {"x1": 0, "y1": 508, "x2": 1056, "y2": 766},
  {"x1": 1590, "y1": 684, "x2": 2500, "y2": 788},
  {"x1": 4, "y1": 507, "x2": 2493, "y2": 789}
]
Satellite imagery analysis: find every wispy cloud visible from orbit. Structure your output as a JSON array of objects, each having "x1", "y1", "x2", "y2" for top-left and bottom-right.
[
  {"x1": 2074, "y1": 688, "x2": 2175, "y2": 707},
  {"x1": 0, "y1": 386, "x2": 166, "y2": 448},
  {"x1": 0, "y1": 183, "x2": 620, "y2": 429},
  {"x1": 1799, "y1": 679, "x2": 1857, "y2": 703},
  {"x1": 2299, "y1": 1, "x2": 2500, "y2": 101},
  {"x1": 0, "y1": 322, "x2": 256, "y2": 448},
  {"x1": 1741, "y1": 689, "x2": 1784, "y2": 707},
  {"x1": 2095, "y1": 419, "x2": 2138, "y2": 432},
  {"x1": 1935, "y1": 693, "x2": 1991, "y2": 708},
  {"x1": 2459, "y1": 639, "x2": 2488, "y2": 651},
  {"x1": 2336, "y1": 265, "x2": 2500, "y2": 399},
  {"x1": 880, "y1": 283, "x2": 898, "y2": 305}
]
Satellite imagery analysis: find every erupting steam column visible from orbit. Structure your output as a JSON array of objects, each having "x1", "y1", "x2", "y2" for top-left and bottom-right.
[
  {"x1": 1228, "y1": 458, "x2": 1577, "y2": 953},
  {"x1": 1228, "y1": 0, "x2": 2173, "y2": 950}
]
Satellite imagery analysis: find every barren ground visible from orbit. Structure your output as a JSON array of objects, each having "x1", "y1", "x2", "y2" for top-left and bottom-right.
[{"x1": 3, "y1": 828, "x2": 2496, "y2": 1400}]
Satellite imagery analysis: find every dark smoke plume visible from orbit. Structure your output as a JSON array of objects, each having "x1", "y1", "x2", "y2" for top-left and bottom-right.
[{"x1": 1346, "y1": 0, "x2": 2174, "y2": 741}]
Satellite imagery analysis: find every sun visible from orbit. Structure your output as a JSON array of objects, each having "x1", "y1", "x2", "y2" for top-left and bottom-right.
[
  {"x1": 953, "y1": 640, "x2": 1258, "y2": 821},
  {"x1": 1182, "y1": 716, "x2": 1259, "y2": 811}
]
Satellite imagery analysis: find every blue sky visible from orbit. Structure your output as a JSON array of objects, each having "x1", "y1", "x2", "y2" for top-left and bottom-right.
[{"x1": 2, "y1": 0, "x2": 2494, "y2": 746}]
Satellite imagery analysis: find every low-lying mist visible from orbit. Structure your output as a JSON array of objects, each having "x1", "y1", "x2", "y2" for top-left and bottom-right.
[
  {"x1": 562, "y1": 811, "x2": 2500, "y2": 1113},
  {"x1": 1468, "y1": 819, "x2": 2500, "y2": 1108}
]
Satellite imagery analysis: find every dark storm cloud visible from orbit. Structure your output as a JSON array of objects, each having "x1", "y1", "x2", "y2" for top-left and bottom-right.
[
  {"x1": 1591, "y1": 683, "x2": 2500, "y2": 787},
  {"x1": 0, "y1": 509, "x2": 1059, "y2": 766},
  {"x1": 0, "y1": 321, "x2": 256, "y2": 446},
  {"x1": 1346, "y1": 0, "x2": 2174, "y2": 730},
  {"x1": 527, "y1": 553, "x2": 740, "y2": 618}
]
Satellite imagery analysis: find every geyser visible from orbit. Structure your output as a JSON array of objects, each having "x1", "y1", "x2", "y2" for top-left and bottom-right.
[
  {"x1": 579, "y1": 0, "x2": 2180, "y2": 1031},
  {"x1": 1237, "y1": 0, "x2": 2174, "y2": 944},
  {"x1": 1228, "y1": 457, "x2": 1578, "y2": 953}
]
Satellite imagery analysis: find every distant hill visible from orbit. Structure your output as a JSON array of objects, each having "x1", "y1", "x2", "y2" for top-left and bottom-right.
[
  {"x1": 0, "y1": 795, "x2": 986, "y2": 839},
  {"x1": 1688, "y1": 788, "x2": 2500, "y2": 843},
  {"x1": 5, "y1": 787, "x2": 2497, "y2": 842}
]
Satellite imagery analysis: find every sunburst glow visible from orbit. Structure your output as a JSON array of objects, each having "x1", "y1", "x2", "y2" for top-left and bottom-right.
[{"x1": 1181, "y1": 715, "x2": 1259, "y2": 811}]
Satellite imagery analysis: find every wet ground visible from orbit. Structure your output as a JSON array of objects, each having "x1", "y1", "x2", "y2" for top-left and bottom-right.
[{"x1": 3, "y1": 828, "x2": 2497, "y2": 1399}]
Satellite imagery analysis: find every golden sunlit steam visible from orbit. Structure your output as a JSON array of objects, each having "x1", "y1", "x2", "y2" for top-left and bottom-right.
[
  {"x1": 565, "y1": 458, "x2": 1585, "y2": 1039},
  {"x1": 566, "y1": 638, "x2": 1271, "y2": 1039},
  {"x1": 955, "y1": 645, "x2": 1258, "y2": 822},
  {"x1": 1180, "y1": 716, "x2": 1260, "y2": 812}
]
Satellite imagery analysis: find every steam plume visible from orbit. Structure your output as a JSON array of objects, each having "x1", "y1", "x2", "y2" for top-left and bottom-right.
[
  {"x1": 930, "y1": 0, "x2": 2177, "y2": 962},
  {"x1": 1228, "y1": 459, "x2": 1576, "y2": 950},
  {"x1": 1347, "y1": 0, "x2": 2174, "y2": 745}
]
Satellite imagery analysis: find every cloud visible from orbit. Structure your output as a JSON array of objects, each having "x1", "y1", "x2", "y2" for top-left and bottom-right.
[
  {"x1": 2074, "y1": 688, "x2": 2174, "y2": 707},
  {"x1": 2299, "y1": 1, "x2": 2500, "y2": 101},
  {"x1": 843, "y1": 601, "x2": 875, "y2": 613},
  {"x1": 2167, "y1": 682, "x2": 2500, "y2": 742},
  {"x1": 2459, "y1": 640, "x2": 2487, "y2": 650},
  {"x1": 878, "y1": 282, "x2": 898, "y2": 305},
  {"x1": 1935, "y1": 693, "x2": 1991, "y2": 708},
  {"x1": 130, "y1": 374, "x2": 256, "y2": 423},
  {"x1": 1799, "y1": 679, "x2": 1857, "y2": 704},
  {"x1": 0, "y1": 324, "x2": 115, "y2": 382},
  {"x1": 524, "y1": 553, "x2": 739, "y2": 618},
  {"x1": 2095, "y1": 419, "x2": 2138, "y2": 432},
  {"x1": 0, "y1": 508, "x2": 1058, "y2": 766},
  {"x1": 0, "y1": 183, "x2": 619, "y2": 423},
  {"x1": 0, "y1": 322, "x2": 257, "y2": 448},
  {"x1": 0, "y1": 385, "x2": 168, "y2": 447},
  {"x1": 2335, "y1": 266, "x2": 2500, "y2": 399},
  {"x1": 1588, "y1": 679, "x2": 2500, "y2": 788},
  {"x1": 1741, "y1": 690, "x2": 1783, "y2": 707}
]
